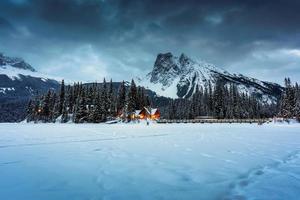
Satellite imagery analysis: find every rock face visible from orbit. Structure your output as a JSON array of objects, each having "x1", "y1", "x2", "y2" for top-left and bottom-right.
[
  {"x1": 0, "y1": 53, "x2": 36, "y2": 72},
  {"x1": 139, "y1": 52, "x2": 283, "y2": 102},
  {"x1": 0, "y1": 53, "x2": 59, "y2": 122}
]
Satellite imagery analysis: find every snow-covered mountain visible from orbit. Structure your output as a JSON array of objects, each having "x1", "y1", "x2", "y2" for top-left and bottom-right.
[
  {"x1": 0, "y1": 53, "x2": 59, "y2": 122},
  {"x1": 138, "y1": 52, "x2": 283, "y2": 103}
]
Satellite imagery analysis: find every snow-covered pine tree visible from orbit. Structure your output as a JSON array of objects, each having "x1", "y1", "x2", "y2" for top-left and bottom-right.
[
  {"x1": 213, "y1": 79, "x2": 225, "y2": 119},
  {"x1": 108, "y1": 79, "x2": 115, "y2": 117},
  {"x1": 136, "y1": 87, "x2": 142, "y2": 110},
  {"x1": 232, "y1": 84, "x2": 241, "y2": 119},
  {"x1": 226, "y1": 84, "x2": 235, "y2": 119},
  {"x1": 90, "y1": 92, "x2": 103, "y2": 123},
  {"x1": 167, "y1": 99, "x2": 175, "y2": 119},
  {"x1": 280, "y1": 78, "x2": 293, "y2": 118},
  {"x1": 117, "y1": 81, "x2": 126, "y2": 115},
  {"x1": 58, "y1": 80, "x2": 65, "y2": 115},
  {"x1": 202, "y1": 86, "x2": 209, "y2": 115},
  {"x1": 61, "y1": 100, "x2": 69, "y2": 123},
  {"x1": 74, "y1": 90, "x2": 87, "y2": 123},
  {"x1": 294, "y1": 82, "x2": 300, "y2": 120},
  {"x1": 26, "y1": 99, "x2": 35, "y2": 122},
  {"x1": 126, "y1": 79, "x2": 138, "y2": 115},
  {"x1": 100, "y1": 78, "x2": 108, "y2": 121},
  {"x1": 208, "y1": 81, "x2": 213, "y2": 116},
  {"x1": 145, "y1": 95, "x2": 151, "y2": 107},
  {"x1": 41, "y1": 90, "x2": 52, "y2": 122},
  {"x1": 189, "y1": 86, "x2": 201, "y2": 118},
  {"x1": 287, "y1": 79, "x2": 296, "y2": 117},
  {"x1": 48, "y1": 91, "x2": 57, "y2": 122}
]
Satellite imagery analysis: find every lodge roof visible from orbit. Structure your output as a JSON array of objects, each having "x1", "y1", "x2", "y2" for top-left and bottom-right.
[
  {"x1": 135, "y1": 107, "x2": 159, "y2": 115},
  {"x1": 135, "y1": 110, "x2": 141, "y2": 115},
  {"x1": 151, "y1": 108, "x2": 158, "y2": 115}
]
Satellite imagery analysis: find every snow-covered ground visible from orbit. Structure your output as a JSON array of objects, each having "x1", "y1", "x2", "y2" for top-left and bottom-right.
[{"x1": 0, "y1": 123, "x2": 300, "y2": 200}]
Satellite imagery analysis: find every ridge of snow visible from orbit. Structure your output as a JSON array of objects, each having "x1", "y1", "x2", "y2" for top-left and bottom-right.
[
  {"x1": 0, "y1": 53, "x2": 36, "y2": 72},
  {"x1": 0, "y1": 65, "x2": 73, "y2": 84},
  {"x1": 0, "y1": 87, "x2": 15, "y2": 94},
  {"x1": 0, "y1": 65, "x2": 56, "y2": 82}
]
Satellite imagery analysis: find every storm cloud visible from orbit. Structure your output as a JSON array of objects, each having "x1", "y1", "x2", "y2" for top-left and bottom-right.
[{"x1": 1, "y1": 0, "x2": 300, "y2": 83}]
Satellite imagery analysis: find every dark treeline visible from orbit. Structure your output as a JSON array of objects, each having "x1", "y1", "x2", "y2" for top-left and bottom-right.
[
  {"x1": 27, "y1": 78, "x2": 300, "y2": 122},
  {"x1": 166, "y1": 79, "x2": 277, "y2": 119},
  {"x1": 278, "y1": 78, "x2": 300, "y2": 120},
  {"x1": 26, "y1": 79, "x2": 151, "y2": 123}
]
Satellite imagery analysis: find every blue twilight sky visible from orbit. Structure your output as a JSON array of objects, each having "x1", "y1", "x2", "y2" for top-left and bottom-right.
[{"x1": 0, "y1": 0, "x2": 300, "y2": 84}]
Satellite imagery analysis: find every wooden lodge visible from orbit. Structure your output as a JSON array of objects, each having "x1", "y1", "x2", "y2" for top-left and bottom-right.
[{"x1": 131, "y1": 107, "x2": 161, "y2": 120}]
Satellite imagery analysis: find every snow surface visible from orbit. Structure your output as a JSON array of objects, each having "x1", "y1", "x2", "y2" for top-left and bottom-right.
[
  {"x1": 140, "y1": 75, "x2": 181, "y2": 98},
  {"x1": 0, "y1": 123, "x2": 300, "y2": 200},
  {"x1": 0, "y1": 65, "x2": 51, "y2": 81}
]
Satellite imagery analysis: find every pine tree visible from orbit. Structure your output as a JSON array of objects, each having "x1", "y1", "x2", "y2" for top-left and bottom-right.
[
  {"x1": 91, "y1": 92, "x2": 103, "y2": 123},
  {"x1": 108, "y1": 79, "x2": 115, "y2": 117},
  {"x1": 41, "y1": 90, "x2": 52, "y2": 122},
  {"x1": 145, "y1": 95, "x2": 151, "y2": 107},
  {"x1": 168, "y1": 99, "x2": 176, "y2": 119},
  {"x1": 101, "y1": 78, "x2": 109, "y2": 121},
  {"x1": 58, "y1": 79, "x2": 65, "y2": 115},
  {"x1": 48, "y1": 92, "x2": 57, "y2": 122},
  {"x1": 61, "y1": 100, "x2": 69, "y2": 123},
  {"x1": 294, "y1": 82, "x2": 300, "y2": 120},
  {"x1": 127, "y1": 79, "x2": 138, "y2": 115},
  {"x1": 117, "y1": 81, "x2": 126, "y2": 114},
  {"x1": 74, "y1": 90, "x2": 87, "y2": 123},
  {"x1": 208, "y1": 81, "x2": 213, "y2": 115},
  {"x1": 213, "y1": 79, "x2": 225, "y2": 119},
  {"x1": 280, "y1": 78, "x2": 294, "y2": 118},
  {"x1": 26, "y1": 99, "x2": 35, "y2": 122},
  {"x1": 136, "y1": 87, "x2": 142, "y2": 109}
]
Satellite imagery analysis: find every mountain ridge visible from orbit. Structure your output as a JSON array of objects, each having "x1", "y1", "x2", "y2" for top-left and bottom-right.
[
  {"x1": 0, "y1": 53, "x2": 36, "y2": 72},
  {"x1": 0, "y1": 53, "x2": 60, "y2": 122},
  {"x1": 139, "y1": 52, "x2": 283, "y2": 103}
]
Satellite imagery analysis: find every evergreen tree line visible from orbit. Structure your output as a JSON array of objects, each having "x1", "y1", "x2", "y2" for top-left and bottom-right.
[
  {"x1": 26, "y1": 77, "x2": 300, "y2": 122},
  {"x1": 26, "y1": 79, "x2": 151, "y2": 123},
  {"x1": 166, "y1": 79, "x2": 277, "y2": 119},
  {"x1": 278, "y1": 78, "x2": 300, "y2": 120}
]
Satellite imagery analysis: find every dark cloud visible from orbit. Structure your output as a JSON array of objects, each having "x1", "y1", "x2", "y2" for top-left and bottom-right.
[
  {"x1": 0, "y1": 0, "x2": 300, "y2": 83},
  {"x1": 0, "y1": 17, "x2": 14, "y2": 31}
]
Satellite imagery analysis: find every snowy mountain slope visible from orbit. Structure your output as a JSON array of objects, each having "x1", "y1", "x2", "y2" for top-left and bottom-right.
[
  {"x1": 0, "y1": 53, "x2": 36, "y2": 72},
  {"x1": 138, "y1": 53, "x2": 283, "y2": 102},
  {"x1": 0, "y1": 53, "x2": 60, "y2": 122}
]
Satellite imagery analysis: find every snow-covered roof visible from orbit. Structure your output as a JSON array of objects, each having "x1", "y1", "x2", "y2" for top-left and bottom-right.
[
  {"x1": 143, "y1": 107, "x2": 151, "y2": 115},
  {"x1": 151, "y1": 108, "x2": 158, "y2": 115},
  {"x1": 135, "y1": 110, "x2": 142, "y2": 115}
]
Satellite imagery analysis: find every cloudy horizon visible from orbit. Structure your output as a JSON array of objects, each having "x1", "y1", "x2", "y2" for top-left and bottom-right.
[{"x1": 1, "y1": 0, "x2": 300, "y2": 84}]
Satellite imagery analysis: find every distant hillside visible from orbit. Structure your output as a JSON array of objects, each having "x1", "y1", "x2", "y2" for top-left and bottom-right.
[{"x1": 0, "y1": 53, "x2": 60, "y2": 122}]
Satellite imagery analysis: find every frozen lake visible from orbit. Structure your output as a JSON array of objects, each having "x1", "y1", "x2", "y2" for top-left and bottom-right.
[{"x1": 0, "y1": 123, "x2": 300, "y2": 200}]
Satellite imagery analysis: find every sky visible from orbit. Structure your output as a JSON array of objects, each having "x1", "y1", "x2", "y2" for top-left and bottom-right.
[{"x1": 0, "y1": 0, "x2": 300, "y2": 84}]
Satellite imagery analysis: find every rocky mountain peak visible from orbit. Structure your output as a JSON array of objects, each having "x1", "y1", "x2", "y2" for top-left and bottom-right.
[
  {"x1": 179, "y1": 53, "x2": 191, "y2": 65},
  {"x1": 0, "y1": 53, "x2": 36, "y2": 72},
  {"x1": 139, "y1": 52, "x2": 283, "y2": 102},
  {"x1": 150, "y1": 53, "x2": 181, "y2": 86}
]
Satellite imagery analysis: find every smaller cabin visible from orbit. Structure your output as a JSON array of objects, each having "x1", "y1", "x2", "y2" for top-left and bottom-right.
[{"x1": 150, "y1": 108, "x2": 160, "y2": 120}]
